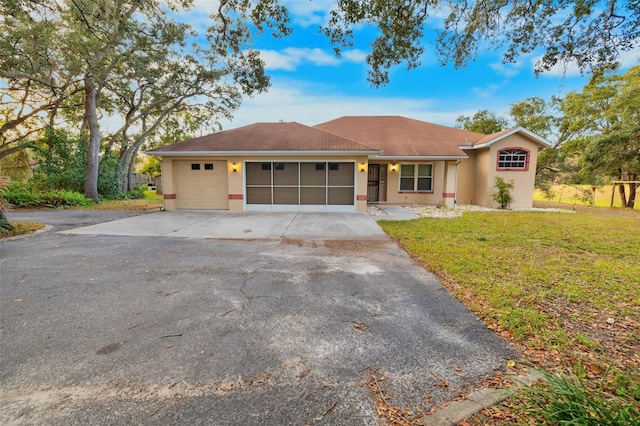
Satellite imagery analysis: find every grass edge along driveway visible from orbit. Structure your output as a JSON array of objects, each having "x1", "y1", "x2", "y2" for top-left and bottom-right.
[{"x1": 379, "y1": 210, "x2": 640, "y2": 419}]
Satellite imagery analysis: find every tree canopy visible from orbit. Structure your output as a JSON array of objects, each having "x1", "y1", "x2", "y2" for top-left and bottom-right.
[
  {"x1": 209, "y1": 1, "x2": 638, "y2": 87},
  {"x1": 1, "y1": 0, "x2": 269, "y2": 200},
  {"x1": 564, "y1": 66, "x2": 640, "y2": 207},
  {"x1": 455, "y1": 110, "x2": 508, "y2": 134}
]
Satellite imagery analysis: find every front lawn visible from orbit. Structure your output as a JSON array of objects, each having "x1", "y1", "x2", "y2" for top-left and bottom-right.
[
  {"x1": 75, "y1": 190, "x2": 162, "y2": 211},
  {"x1": 379, "y1": 209, "x2": 640, "y2": 421}
]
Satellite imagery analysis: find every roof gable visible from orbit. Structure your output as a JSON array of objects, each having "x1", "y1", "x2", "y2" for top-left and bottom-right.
[
  {"x1": 464, "y1": 126, "x2": 553, "y2": 149},
  {"x1": 148, "y1": 122, "x2": 378, "y2": 154}
]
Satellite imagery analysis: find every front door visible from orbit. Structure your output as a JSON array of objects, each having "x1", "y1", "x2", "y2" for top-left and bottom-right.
[{"x1": 367, "y1": 164, "x2": 380, "y2": 202}]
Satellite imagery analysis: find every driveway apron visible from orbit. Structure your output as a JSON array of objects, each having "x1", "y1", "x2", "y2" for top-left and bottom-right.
[{"x1": 0, "y1": 210, "x2": 515, "y2": 425}]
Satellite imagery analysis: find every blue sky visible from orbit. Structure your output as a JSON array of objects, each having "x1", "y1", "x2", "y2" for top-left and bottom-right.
[{"x1": 184, "y1": 1, "x2": 639, "y2": 133}]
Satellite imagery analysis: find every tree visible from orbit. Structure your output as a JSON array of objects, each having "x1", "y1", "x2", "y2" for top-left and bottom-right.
[
  {"x1": 2, "y1": 0, "x2": 269, "y2": 201},
  {"x1": 140, "y1": 156, "x2": 161, "y2": 177},
  {"x1": 509, "y1": 97, "x2": 555, "y2": 139},
  {"x1": 560, "y1": 66, "x2": 640, "y2": 208},
  {"x1": 208, "y1": 1, "x2": 638, "y2": 87},
  {"x1": 0, "y1": 1, "x2": 81, "y2": 160},
  {"x1": 509, "y1": 97, "x2": 575, "y2": 194},
  {"x1": 314, "y1": 0, "x2": 640, "y2": 86},
  {"x1": 0, "y1": 176, "x2": 13, "y2": 231},
  {"x1": 103, "y1": 36, "x2": 241, "y2": 192},
  {"x1": 455, "y1": 110, "x2": 508, "y2": 134}
]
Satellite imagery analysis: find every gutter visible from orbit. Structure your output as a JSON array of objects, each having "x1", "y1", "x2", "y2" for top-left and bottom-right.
[
  {"x1": 145, "y1": 150, "x2": 381, "y2": 157},
  {"x1": 372, "y1": 155, "x2": 468, "y2": 161}
]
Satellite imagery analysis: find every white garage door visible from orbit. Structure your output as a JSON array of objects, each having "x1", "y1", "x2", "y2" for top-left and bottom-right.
[
  {"x1": 245, "y1": 161, "x2": 355, "y2": 211},
  {"x1": 175, "y1": 160, "x2": 229, "y2": 209}
]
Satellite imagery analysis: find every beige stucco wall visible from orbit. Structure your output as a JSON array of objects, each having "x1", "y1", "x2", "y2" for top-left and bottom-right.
[
  {"x1": 159, "y1": 154, "x2": 369, "y2": 212},
  {"x1": 480, "y1": 134, "x2": 541, "y2": 208},
  {"x1": 473, "y1": 149, "x2": 491, "y2": 206},
  {"x1": 456, "y1": 152, "x2": 476, "y2": 205},
  {"x1": 160, "y1": 158, "x2": 176, "y2": 210}
]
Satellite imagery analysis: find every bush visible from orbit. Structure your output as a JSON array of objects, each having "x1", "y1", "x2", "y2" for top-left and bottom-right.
[
  {"x1": 517, "y1": 368, "x2": 640, "y2": 425},
  {"x1": 33, "y1": 128, "x2": 124, "y2": 199},
  {"x1": 0, "y1": 184, "x2": 93, "y2": 208},
  {"x1": 492, "y1": 176, "x2": 515, "y2": 209},
  {"x1": 97, "y1": 151, "x2": 122, "y2": 199},
  {"x1": 33, "y1": 128, "x2": 86, "y2": 192},
  {"x1": 126, "y1": 184, "x2": 147, "y2": 200}
]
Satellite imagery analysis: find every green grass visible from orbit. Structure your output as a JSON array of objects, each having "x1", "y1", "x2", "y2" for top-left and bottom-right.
[
  {"x1": 518, "y1": 367, "x2": 640, "y2": 425},
  {"x1": 0, "y1": 222, "x2": 45, "y2": 238},
  {"x1": 379, "y1": 211, "x2": 640, "y2": 390},
  {"x1": 534, "y1": 184, "x2": 638, "y2": 209},
  {"x1": 74, "y1": 190, "x2": 162, "y2": 211}
]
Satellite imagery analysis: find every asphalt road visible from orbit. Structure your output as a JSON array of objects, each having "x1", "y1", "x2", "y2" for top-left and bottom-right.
[{"x1": 1, "y1": 211, "x2": 515, "y2": 425}]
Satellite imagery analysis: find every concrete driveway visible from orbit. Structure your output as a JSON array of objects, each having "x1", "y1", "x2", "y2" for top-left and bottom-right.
[
  {"x1": 1, "y1": 210, "x2": 515, "y2": 425},
  {"x1": 58, "y1": 210, "x2": 388, "y2": 239}
]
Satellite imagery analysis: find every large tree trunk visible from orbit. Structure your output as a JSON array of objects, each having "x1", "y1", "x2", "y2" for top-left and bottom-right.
[
  {"x1": 628, "y1": 179, "x2": 637, "y2": 209},
  {"x1": 618, "y1": 182, "x2": 628, "y2": 208},
  {"x1": 127, "y1": 157, "x2": 136, "y2": 192},
  {"x1": 117, "y1": 148, "x2": 134, "y2": 194},
  {"x1": 83, "y1": 74, "x2": 101, "y2": 203}
]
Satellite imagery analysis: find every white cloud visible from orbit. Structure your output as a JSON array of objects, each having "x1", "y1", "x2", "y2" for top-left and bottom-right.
[
  {"x1": 488, "y1": 62, "x2": 520, "y2": 78},
  {"x1": 535, "y1": 45, "x2": 640, "y2": 78},
  {"x1": 259, "y1": 47, "x2": 366, "y2": 71},
  {"x1": 339, "y1": 49, "x2": 368, "y2": 63},
  {"x1": 189, "y1": 0, "x2": 220, "y2": 14},
  {"x1": 283, "y1": 0, "x2": 335, "y2": 27},
  {"x1": 618, "y1": 47, "x2": 640, "y2": 69},
  {"x1": 217, "y1": 78, "x2": 462, "y2": 130},
  {"x1": 471, "y1": 84, "x2": 500, "y2": 99}
]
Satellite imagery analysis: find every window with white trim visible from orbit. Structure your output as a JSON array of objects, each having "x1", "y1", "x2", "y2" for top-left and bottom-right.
[
  {"x1": 497, "y1": 149, "x2": 528, "y2": 170},
  {"x1": 400, "y1": 164, "x2": 433, "y2": 191}
]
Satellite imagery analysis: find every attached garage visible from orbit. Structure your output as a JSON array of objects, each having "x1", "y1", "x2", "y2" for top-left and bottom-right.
[
  {"x1": 148, "y1": 122, "x2": 379, "y2": 212},
  {"x1": 174, "y1": 160, "x2": 228, "y2": 209},
  {"x1": 245, "y1": 161, "x2": 355, "y2": 211}
]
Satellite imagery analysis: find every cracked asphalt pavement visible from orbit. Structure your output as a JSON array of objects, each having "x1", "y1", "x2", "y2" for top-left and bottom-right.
[{"x1": 1, "y1": 211, "x2": 515, "y2": 425}]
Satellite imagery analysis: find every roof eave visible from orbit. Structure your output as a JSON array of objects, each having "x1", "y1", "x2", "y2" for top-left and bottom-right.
[
  {"x1": 460, "y1": 127, "x2": 553, "y2": 150},
  {"x1": 373, "y1": 155, "x2": 468, "y2": 161},
  {"x1": 146, "y1": 150, "x2": 381, "y2": 156}
]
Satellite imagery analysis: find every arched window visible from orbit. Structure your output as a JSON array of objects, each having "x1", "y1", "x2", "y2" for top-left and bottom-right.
[{"x1": 497, "y1": 148, "x2": 529, "y2": 170}]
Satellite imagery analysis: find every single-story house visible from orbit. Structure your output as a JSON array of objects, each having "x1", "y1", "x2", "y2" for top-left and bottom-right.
[{"x1": 147, "y1": 116, "x2": 551, "y2": 212}]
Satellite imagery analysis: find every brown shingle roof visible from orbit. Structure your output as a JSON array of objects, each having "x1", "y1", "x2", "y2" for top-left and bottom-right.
[
  {"x1": 313, "y1": 116, "x2": 485, "y2": 157},
  {"x1": 472, "y1": 127, "x2": 516, "y2": 146},
  {"x1": 148, "y1": 122, "x2": 377, "y2": 153}
]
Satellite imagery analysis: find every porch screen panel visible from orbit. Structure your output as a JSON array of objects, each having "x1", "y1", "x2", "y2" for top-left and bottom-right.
[
  {"x1": 300, "y1": 162, "x2": 327, "y2": 205},
  {"x1": 246, "y1": 187, "x2": 272, "y2": 204},
  {"x1": 328, "y1": 187, "x2": 354, "y2": 205},
  {"x1": 301, "y1": 187, "x2": 326, "y2": 204},
  {"x1": 246, "y1": 162, "x2": 272, "y2": 185},
  {"x1": 273, "y1": 187, "x2": 299, "y2": 204},
  {"x1": 328, "y1": 162, "x2": 354, "y2": 185},
  {"x1": 273, "y1": 162, "x2": 299, "y2": 185},
  {"x1": 246, "y1": 162, "x2": 273, "y2": 204},
  {"x1": 300, "y1": 163, "x2": 326, "y2": 185}
]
